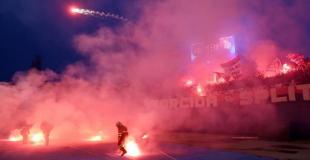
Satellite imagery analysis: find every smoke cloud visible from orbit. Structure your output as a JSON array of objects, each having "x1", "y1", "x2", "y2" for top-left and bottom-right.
[{"x1": 1, "y1": 0, "x2": 309, "y2": 143}]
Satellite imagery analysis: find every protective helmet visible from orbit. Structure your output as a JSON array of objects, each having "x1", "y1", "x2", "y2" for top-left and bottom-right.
[{"x1": 116, "y1": 121, "x2": 122, "y2": 126}]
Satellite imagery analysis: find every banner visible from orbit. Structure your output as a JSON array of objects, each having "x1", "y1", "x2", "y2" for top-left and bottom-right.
[{"x1": 153, "y1": 83, "x2": 310, "y2": 108}]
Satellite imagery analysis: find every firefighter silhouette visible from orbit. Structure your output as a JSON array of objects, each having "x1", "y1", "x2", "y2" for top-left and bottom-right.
[
  {"x1": 20, "y1": 124, "x2": 32, "y2": 144},
  {"x1": 40, "y1": 121, "x2": 53, "y2": 146},
  {"x1": 116, "y1": 121, "x2": 128, "y2": 156}
]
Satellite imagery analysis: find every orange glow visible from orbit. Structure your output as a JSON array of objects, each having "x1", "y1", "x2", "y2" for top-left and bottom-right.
[
  {"x1": 8, "y1": 130, "x2": 22, "y2": 142},
  {"x1": 124, "y1": 138, "x2": 141, "y2": 157}
]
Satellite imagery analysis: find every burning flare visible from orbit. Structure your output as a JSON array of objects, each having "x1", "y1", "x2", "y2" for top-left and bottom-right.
[
  {"x1": 30, "y1": 132, "x2": 45, "y2": 145},
  {"x1": 281, "y1": 63, "x2": 291, "y2": 74},
  {"x1": 8, "y1": 129, "x2": 22, "y2": 142},
  {"x1": 69, "y1": 6, "x2": 127, "y2": 21},
  {"x1": 71, "y1": 7, "x2": 81, "y2": 14},
  {"x1": 142, "y1": 133, "x2": 149, "y2": 140},
  {"x1": 124, "y1": 138, "x2": 141, "y2": 157},
  {"x1": 8, "y1": 128, "x2": 45, "y2": 145},
  {"x1": 87, "y1": 135, "x2": 103, "y2": 142},
  {"x1": 185, "y1": 79, "x2": 194, "y2": 87},
  {"x1": 196, "y1": 84, "x2": 205, "y2": 96}
]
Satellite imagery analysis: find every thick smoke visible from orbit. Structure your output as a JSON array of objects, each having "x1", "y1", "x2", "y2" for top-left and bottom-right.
[{"x1": 0, "y1": 0, "x2": 308, "y2": 143}]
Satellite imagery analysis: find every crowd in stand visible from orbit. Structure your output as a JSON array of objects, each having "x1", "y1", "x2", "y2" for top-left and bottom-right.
[{"x1": 180, "y1": 59, "x2": 310, "y2": 96}]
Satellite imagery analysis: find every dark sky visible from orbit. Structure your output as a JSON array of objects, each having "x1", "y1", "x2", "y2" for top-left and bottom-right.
[
  {"x1": 0, "y1": 0, "x2": 310, "y2": 81},
  {"x1": 0, "y1": 0, "x2": 136, "y2": 81}
]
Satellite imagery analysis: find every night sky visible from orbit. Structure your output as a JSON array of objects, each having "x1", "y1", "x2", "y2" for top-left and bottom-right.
[
  {"x1": 0, "y1": 0, "x2": 137, "y2": 81},
  {"x1": 1, "y1": 0, "x2": 310, "y2": 81}
]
